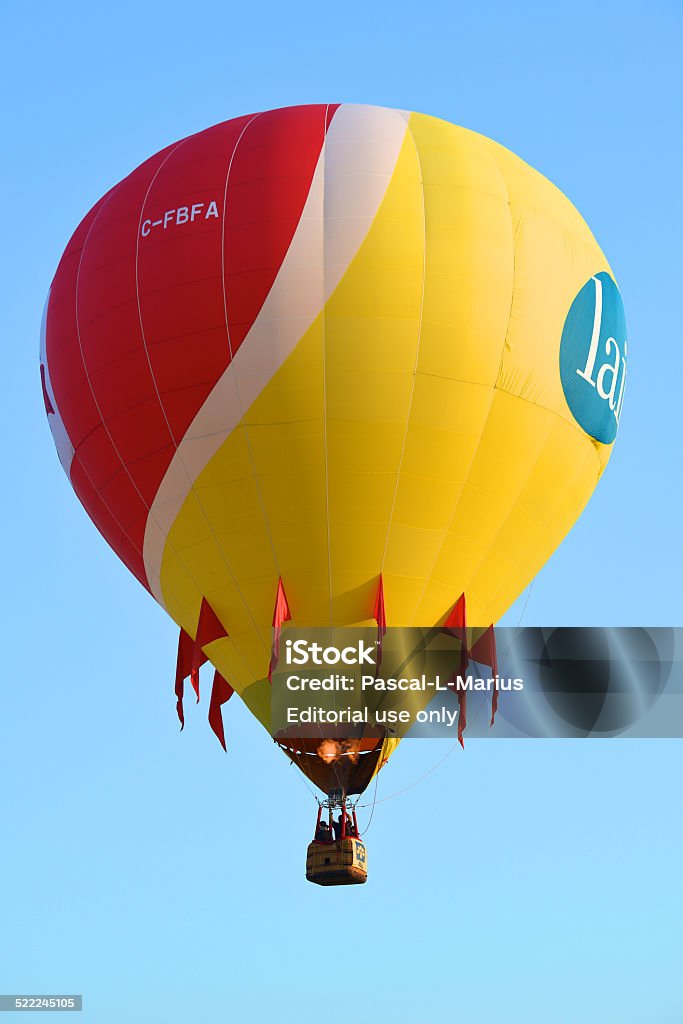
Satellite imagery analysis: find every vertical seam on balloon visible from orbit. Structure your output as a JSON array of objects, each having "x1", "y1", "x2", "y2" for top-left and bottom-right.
[
  {"x1": 432, "y1": 182, "x2": 524, "y2": 614},
  {"x1": 379, "y1": 112, "x2": 426, "y2": 577},
  {"x1": 218, "y1": 110, "x2": 276, "y2": 586},
  {"x1": 463, "y1": 418, "x2": 554, "y2": 620},
  {"x1": 313, "y1": 103, "x2": 348, "y2": 786},
  {"x1": 321, "y1": 104, "x2": 334, "y2": 629},
  {"x1": 212, "y1": 110, "x2": 285, "y2": 661},
  {"x1": 327, "y1": 115, "x2": 349, "y2": 777},
  {"x1": 325, "y1": 105, "x2": 348, "y2": 790},
  {"x1": 319, "y1": 104, "x2": 345, "y2": 793},
  {"x1": 218, "y1": 110, "x2": 325, "y2": 683},
  {"x1": 407, "y1": 137, "x2": 516, "y2": 626},
  {"x1": 479, "y1": 437, "x2": 594, "y2": 621},
  {"x1": 135, "y1": 119, "x2": 271, "y2": 656},
  {"x1": 71, "y1": 154, "x2": 202, "y2": 610}
]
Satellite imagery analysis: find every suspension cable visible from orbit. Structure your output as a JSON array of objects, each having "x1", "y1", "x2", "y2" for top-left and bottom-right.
[{"x1": 354, "y1": 579, "x2": 536, "y2": 808}]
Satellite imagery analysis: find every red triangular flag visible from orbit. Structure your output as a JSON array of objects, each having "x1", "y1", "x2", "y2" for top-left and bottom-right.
[
  {"x1": 443, "y1": 594, "x2": 468, "y2": 747},
  {"x1": 209, "y1": 671, "x2": 234, "y2": 751},
  {"x1": 444, "y1": 593, "x2": 467, "y2": 637},
  {"x1": 194, "y1": 599, "x2": 228, "y2": 656},
  {"x1": 190, "y1": 598, "x2": 228, "y2": 700},
  {"x1": 189, "y1": 667, "x2": 202, "y2": 702},
  {"x1": 268, "y1": 577, "x2": 291, "y2": 683},
  {"x1": 457, "y1": 686, "x2": 467, "y2": 748},
  {"x1": 174, "y1": 628, "x2": 194, "y2": 730},
  {"x1": 470, "y1": 624, "x2": 499, "y2": 725},
  {"x1": 372, "y1": 574, "x2": 387, "y2": 663},
  {"x1": 445, "y1": 670, "x2": 468, "y2": 747}
]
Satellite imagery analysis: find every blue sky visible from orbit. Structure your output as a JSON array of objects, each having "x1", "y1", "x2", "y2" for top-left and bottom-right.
[{"x1": 1, "y1": 1, "x2": 682, "y2": 1021}]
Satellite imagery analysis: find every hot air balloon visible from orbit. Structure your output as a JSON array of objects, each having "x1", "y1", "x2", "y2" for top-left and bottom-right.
[{"x1": 40, "y1": 103, "x2": 626, "y2": 885}]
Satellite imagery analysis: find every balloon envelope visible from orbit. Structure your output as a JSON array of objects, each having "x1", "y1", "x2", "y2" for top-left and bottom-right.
[{"x1": 41, "y1": 104, "x2": 626, "y2": 790}]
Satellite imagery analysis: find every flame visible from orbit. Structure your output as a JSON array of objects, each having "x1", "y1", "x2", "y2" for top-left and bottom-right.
[
  {"x1": 341, "y1": 739, "x2": 360, "y2": 764},
  {"x1": 317, "y1": 739, "x2": 341, "y2": 764},
  {"x1": 316, "y1": 739, "x2": 361, "y2": 764}
]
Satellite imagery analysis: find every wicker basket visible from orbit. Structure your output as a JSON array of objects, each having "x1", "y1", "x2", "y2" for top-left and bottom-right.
[{"x1": 306, "y1": 837, "x2": 368, "y2": 886}]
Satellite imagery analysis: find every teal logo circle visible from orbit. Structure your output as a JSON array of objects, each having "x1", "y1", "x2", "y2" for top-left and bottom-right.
[{"x1": 559, "y1": 272, "x2": 627, "y2": 444}]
